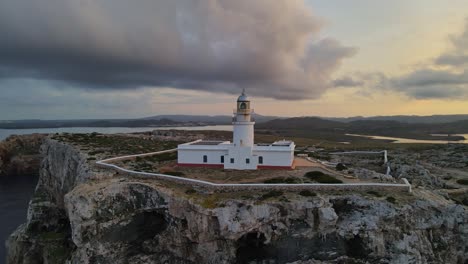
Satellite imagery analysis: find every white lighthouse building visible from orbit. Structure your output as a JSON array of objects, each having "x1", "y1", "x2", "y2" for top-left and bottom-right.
[{"x1": 177, "y1": 90, "x2": 295, "y2": 170}]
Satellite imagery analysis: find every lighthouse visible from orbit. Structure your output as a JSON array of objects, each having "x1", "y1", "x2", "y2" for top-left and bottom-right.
[
  {"x1": 233, "y1": 89, "x2": 254, "y2": 147},
  {"x1": 177, "y1": 90, "x2": 295, "y2": 170}
]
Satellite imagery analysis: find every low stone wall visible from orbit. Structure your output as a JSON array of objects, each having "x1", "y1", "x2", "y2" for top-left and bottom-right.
[{"x1": 96, "y1": 150, "x2": 412, "y2": 193}]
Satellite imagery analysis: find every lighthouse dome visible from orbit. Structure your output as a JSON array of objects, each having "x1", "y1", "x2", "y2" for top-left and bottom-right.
[{"x1": 237, "y1": 89, "x2": 249, "y2": 102}]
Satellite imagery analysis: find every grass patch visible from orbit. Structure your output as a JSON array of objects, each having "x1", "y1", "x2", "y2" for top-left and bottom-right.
[
  {"x1": 264, "y1": 177, "x2": 302, "y2": 184},
  {"x1": 299, "y1": 190, "x2": 316, "y2": 197},
  {"x1": 456, "y1": 179, "x2": 468, "y2": 185},
  {"x1": 200, "y1": 196, "x2": 219, "y2": 209},
  {"x1": 259, "y1": 190, "x2": 284, "y2": 200},
  {"x1": 304, "y1": 171, "x2": 343, "y2": 184}
]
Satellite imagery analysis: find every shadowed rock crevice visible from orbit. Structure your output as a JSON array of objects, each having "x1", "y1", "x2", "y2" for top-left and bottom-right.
[
  {"x1": 102, "y1": 210, "x2": 168, "y2": 243},
  {"x1": 345, "y1": 234, "x2": 370, "y2": 259},
  {"x1": 236, "y1": 232, "x2": 268, "y2": 263}
]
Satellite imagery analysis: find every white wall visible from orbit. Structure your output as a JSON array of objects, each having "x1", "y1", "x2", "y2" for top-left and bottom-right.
[
  {"x1": 253, "y1": 149, "x2": 294, "y2": 167},
  {"x1": 178, "y1": 149, "x2": 228, "y2": 165},
  {"x1": 233, "y1": 122, "x2": 254, "y2": 147},
  {"x1": 178, "y1": 142, "x2": 295, "y2": 169},
  {"x1": 224, "y1": 145, "x2": 258, "y2": 170}
]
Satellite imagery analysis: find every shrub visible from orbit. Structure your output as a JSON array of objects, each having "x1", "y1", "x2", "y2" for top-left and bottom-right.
[
  {"x1": 386, "y1": 196, "x2": 396, "y2": 204},
  {"x1": 299, "y1": 190, "x2": 316, "y2": 197},
  {"x1": 260, "y1": 190, "x2": 284, "y2": 200},
  {"x1": 456, "y1": 179, "x2": 468, "y2": 185},
  {"x1": 164, "y1": 171, "x2": 185, "y2": 177},
  {"x1": 367, "y1": 191, "x2": 382, "y2": 197},
  {"x1": 264, "y1": 177, "x2": 301, "y2": 184},
  {"x1": 336, "y1": 163, "x2": 347, "y2": 171},
  {"x1": 304, "y1": 171, "x2": 343, "y2": 184},
  {"x1": 185, "y1": 189, "x2": 196, "y2": 194}
]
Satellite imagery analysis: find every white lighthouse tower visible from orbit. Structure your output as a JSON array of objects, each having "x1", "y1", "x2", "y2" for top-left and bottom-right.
[
  {"x1": 177, "y1": 90, "x2": 295, "y2": 170},
  {"x1": 233, "y1": 89, "x2": 254, "y2": 147}
]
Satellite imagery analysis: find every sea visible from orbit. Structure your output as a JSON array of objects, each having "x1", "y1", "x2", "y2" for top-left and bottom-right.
[
  {"x1": 0, "y1": 174, "x2": 39, "y2": 262},
  {"x1": 0, "y1": 125, "x2": 234, "y2": 141}
]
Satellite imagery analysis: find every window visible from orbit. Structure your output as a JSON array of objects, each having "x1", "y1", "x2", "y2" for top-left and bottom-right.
[
  {"x1": 258, "y1": 156, "x2": 263, "y2": 164},
  {"x1": 221, "y1": 156, "x2": 224, "y2": 163},
  {"x1": 246, "y1": 158, "x2": 250, "y2": 164},
  {"x1": 230, "y1": 158, "x2": 234, "y2": 164},
  {"x1": 203, "y1": 155, "x2": 207, "y2": 163},
  {"x1": 239, "y1": 102, "x2": 246, "y2": 109}
]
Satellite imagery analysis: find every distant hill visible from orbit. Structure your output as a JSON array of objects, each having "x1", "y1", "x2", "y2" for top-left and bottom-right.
[
  {"x1": 256, "y1": 116, "x2": 468, "y2": 141},
  {"x1": 257, "y1": 117, "x2": 345, "y2": 130},
  {"x1": 0, "y1": 118, "x2": 180, "y2": 129},
  {"x1": 142, "y1": 113, "x2": 280, "y2": 124},
  {"x1": 326, "y1": 114, "x2": 468, "y2": 124}
]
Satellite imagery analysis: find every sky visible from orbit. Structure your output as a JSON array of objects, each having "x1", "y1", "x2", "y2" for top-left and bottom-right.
[{"x1": 1, "y1": 0, "x2": 468, "y2": 120}]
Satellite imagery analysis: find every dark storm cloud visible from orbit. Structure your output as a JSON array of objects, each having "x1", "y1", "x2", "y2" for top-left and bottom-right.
[{"x1": 0, "y1": 0, "x2": 356, "y2": 100}]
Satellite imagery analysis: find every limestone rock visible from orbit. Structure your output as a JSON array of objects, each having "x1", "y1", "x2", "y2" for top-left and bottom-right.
[{"x1": 6, "y1": 136, "x2": 468, "y2": 264}]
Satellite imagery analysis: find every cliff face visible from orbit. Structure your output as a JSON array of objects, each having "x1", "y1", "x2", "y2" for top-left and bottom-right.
[
  {"x1": 6, "y1": 138, "x2": 468, "y2": 264},
  {"x1": 0, "y1": 134, "x2": 45, "y2": 176}
]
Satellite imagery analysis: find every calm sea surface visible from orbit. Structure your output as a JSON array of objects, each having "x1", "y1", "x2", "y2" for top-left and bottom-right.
[
  {"x1": 0, "y1": 125, "x2": 233, "y2": 141},
  {"x1": 347, "y1": 134, "x2": 468, "y2": 144},
  {"x1": 0, "y1": 175, "x2": 39, "y2": 262}
]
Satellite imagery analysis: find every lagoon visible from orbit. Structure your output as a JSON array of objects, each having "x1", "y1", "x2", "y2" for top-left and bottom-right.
[{"x1": 347, "y1": 134, "x2": 468, "y2": 144}]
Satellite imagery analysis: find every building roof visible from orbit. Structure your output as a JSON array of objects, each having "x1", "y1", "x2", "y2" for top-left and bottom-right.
[
  {"x1": 189, "y1": 140, "x2": 227, "y2": 146},
  {"x1": 237, "y1": 89, "x2": 249, "y2": 102}
]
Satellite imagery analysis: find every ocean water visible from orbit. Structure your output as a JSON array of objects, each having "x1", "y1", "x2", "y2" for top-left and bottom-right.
[
  {"x1": 0, "y1": 125, "x2": 233, "y2": 141},
  {"x1": 0, "y1": 174, "x2": 39, "y2": 262},
  {"x1": 347, "y1": 134, "x2": 468, "y2": 144}
]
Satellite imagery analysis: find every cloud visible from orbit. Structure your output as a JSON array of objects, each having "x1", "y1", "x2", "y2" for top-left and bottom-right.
[
  {"x1": 349, "y1": 17, "x2": 468, "y2": 100},
  {"x1": 332, "y1": 76, "x2": 364, "y2": 87},
  {"x1": 0, "y1": 0, "x2": 355, "y2": 100},
  {"x1": 387, "y1": 18, "x2": 468, "y2": 99}
]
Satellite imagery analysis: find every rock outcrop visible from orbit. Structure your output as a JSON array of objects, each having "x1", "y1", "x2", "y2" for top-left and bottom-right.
[
  {"x1": 0, "y1": 134, "x2": 45, "y2": 176},
  {"x1": 6, "y1": 137, "x2": 468, "y2": 264}
]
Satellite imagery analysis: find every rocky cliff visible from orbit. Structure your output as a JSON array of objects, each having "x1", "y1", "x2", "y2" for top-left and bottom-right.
[
  {"x1": 6, "y1": 137, "x2": 468, "y2": 264},
  {"x1": 0, "y1": 134, "x2": 45, "y2": 176}
]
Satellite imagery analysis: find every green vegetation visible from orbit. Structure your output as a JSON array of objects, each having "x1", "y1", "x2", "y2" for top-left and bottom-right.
[
  {"x1": 185, "y1": 188, "x2": 197, "y2": 194},
  {"x1": 456, "y1": 179, "x2": 468, "y2": 185},
  {"x1": 259, "y1": 190, "x2": 284, "y2": 200},
  {"x1": 139, "y1": 152, "x2": 178, "y2": 163},
  {"x1": 164, "y1": 171, "x2": 185, "y2": 176},
  {"x1": 304, "y1": 171, "x2": 343, "y2": 184},
  {"x1": 386, "y1": 196, "x2": 396, "y2": 204},
  {"x1": 367, "y1": 191, "x2": 382, "y2": 197},
  {"x1": 52, "y1": 133, "x2": 181, "y2": 156},
  {"x1": 39, "y1": 231, "x2": 66, "y2": 241},
  {"x1": 200, "y1": 196, "x2": 219, "y2": 209},
  {"x1": 299, "y1": 190, "x2": 316, "y2": 197},
  {"x1": 264, "y1": 177, "x2": 302, "y2": 184},
  {"x1": 336, "y1": 163, "x2": 347, "y2": 171}
]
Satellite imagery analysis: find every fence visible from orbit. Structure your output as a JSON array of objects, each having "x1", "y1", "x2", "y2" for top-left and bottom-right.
[{"x1": 96, "y1": 149, "x2": 412, "y2": 193}]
